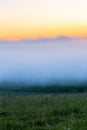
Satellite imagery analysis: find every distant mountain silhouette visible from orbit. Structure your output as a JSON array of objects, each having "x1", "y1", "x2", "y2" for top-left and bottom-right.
[
  {"x1": 0, "y1": 36, "x2": 86, "y2": 43},
  {"x1": 19, "y1": 36, "x2": 74, "y2": 43}
]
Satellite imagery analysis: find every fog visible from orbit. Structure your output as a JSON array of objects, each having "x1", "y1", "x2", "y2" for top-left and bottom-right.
[{"x1": 0, "y1": 39, "x2": 87, "y2": 85}]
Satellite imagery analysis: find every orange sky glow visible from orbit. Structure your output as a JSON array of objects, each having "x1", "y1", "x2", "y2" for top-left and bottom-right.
[{"x1": 0, "y1": 0, "x2": 87, "y2": 40}]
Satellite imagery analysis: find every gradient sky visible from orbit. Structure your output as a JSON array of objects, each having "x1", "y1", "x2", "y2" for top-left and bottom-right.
[{"x1": 0, "y1": 0, "x2": 87, "y2": 40}]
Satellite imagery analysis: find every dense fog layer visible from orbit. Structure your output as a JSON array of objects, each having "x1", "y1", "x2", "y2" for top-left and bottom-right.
[{"x1": 0, "y1": 39, "x2": 87, "y2": 85}]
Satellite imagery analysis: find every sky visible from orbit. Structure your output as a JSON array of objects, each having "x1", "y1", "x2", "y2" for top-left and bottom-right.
[{"x1": 0, "y1": 0, "x2": 87, "y2": 40}]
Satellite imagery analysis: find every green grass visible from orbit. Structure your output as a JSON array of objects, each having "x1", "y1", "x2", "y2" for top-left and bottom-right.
[{"x1": 0, "y1": 93, "x2": 87, "y2": 129}]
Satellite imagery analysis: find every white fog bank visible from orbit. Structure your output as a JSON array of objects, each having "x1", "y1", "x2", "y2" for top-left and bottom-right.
[{"x1": 0, "y1": 39, "x2": 87, "y2": 85}]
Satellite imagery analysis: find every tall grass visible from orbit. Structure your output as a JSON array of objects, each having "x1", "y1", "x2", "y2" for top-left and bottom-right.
[{"x1": 0, "y1": 93, "x2": 87, "y2": 129}]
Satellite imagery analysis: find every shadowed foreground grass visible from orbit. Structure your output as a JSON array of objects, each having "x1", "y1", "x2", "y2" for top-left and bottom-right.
[{"x1": 0, "y1": 94, "x2": 87, "y2": 130}]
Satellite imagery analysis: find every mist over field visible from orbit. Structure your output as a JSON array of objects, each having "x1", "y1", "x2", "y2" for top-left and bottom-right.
[{"x1": 0, "y1": 38, "x2": 87, "y2": 85}]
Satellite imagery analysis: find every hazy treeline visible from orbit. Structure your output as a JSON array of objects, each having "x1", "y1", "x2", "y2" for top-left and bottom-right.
[{"x1": 0, "y1": 83, "x2": 87, "y2": 94}]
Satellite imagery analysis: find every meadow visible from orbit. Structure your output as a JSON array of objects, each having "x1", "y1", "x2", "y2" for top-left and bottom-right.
[{"x1": 0, "y1": 86, "x2": 87, "y2": 130}]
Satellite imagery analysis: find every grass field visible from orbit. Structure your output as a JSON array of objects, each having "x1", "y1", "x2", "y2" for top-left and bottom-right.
[{"x1": 0, "y1": 93, "x2": 87, "y2": 130}]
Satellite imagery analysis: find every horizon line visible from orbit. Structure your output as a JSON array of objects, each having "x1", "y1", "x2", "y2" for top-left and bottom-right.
[{"x1": 0, "y1": 36, "x2": 87, "y2": 42}]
